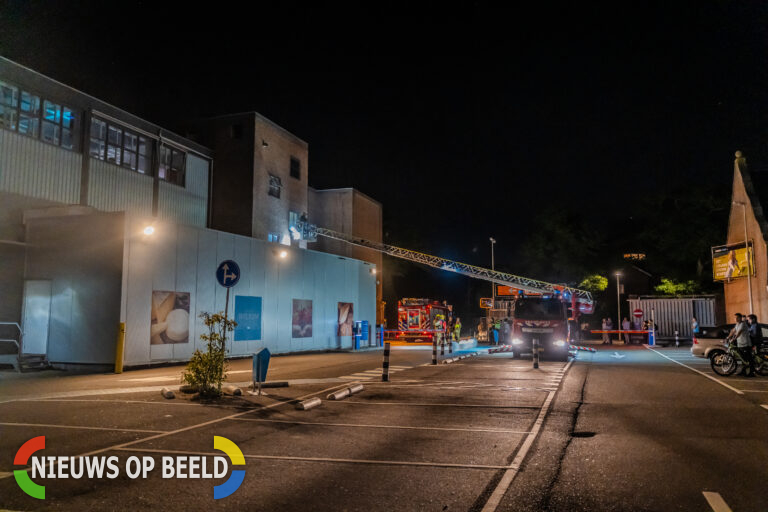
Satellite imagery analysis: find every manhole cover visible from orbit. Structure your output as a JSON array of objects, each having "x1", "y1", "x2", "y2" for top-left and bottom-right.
[{"x1": 571, "y1": 431, "x2": 596, "y2": 438}]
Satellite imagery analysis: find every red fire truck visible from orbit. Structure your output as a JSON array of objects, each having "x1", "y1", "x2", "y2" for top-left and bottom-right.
[{"x1": 389, "y1": 298, "x2": 452, "y2": 343}]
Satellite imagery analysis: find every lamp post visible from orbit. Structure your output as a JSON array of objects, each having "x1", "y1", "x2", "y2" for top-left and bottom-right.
[
  {"x1": 615, "y1": 272, "x2": 622, "y2": 343},
  {"x1": 489, "y1": 237, "x2": 496, "y2": 303},
  {"x1": 732, "y1": 201, "x2": 754, "y2": 314}
]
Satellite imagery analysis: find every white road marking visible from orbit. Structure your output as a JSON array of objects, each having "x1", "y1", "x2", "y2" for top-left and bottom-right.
[
  {"x1": 482, "y1": 359, "x2": 573, "y2": 512},
  {"x1": 113, "y1": 447, "x2": 508, "y2": 470},
  {"x1": 741, "y1": 389, "x2": 768, "y2": 393},
  {"x1": 119, "y1": 376, "x2": 178, "y2": 382},
  {"x1": 646, "y1": 347, "x2": 744, "y2": 395},
  {"x1": 232, "y1": 417, "x2": 532, "y2": 434},
  {"x1": 336, "y1": 401, "x2": 542, "y2": 409},
  {"x1": 702, "y1": 491, "x2": 733, "y2": 512},
  {"x1": 761, "y1": 404, "x2": 768, "y2": 411},
  {"x1": 0, "y1": 471, "x2": 13, "y2": 479},
  {"x1": 0, "y1": 382, "x2": 351, "y2": 481},
  {"x1": 0, "y1": 422, "x2": 165, "y2": 433}
]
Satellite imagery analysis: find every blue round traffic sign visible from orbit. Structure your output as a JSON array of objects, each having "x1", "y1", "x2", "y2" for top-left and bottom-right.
[{"x1": 216, "y1": 260, "x2": 241, "y2": 288}]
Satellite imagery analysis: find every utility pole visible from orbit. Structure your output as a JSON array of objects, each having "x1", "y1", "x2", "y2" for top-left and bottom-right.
[
  {"x1": 732, "y1": 201, "x2": 754, "y2": 314},
  {"x1": 615, "y1": 272, "x2": 622, "y2": 344}
]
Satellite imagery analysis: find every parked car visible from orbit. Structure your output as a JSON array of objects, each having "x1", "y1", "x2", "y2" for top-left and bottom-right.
[
  {"x1": 692, "y1": 323, "x2": 768, "y2": 358},
  {"x1": 691, "y1": 324, "x2": 733, "y2": 358}
]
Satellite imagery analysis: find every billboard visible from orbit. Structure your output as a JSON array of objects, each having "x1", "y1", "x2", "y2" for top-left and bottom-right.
[
  {"x1": 150, "y1": 291, "x2": 190, "y2": 344},
  {"x1": 292, "y1": 299, "x2": 313, "y2": 338},
  {"x1": 338, "y1": 302, "x2": 354, "y2": 336},
  {"x1": 712, "y1": 242, "x2": 754, "y2": 281},
  {"x1": 234, "y1": 296, "x2": 262, "y2": 341}
]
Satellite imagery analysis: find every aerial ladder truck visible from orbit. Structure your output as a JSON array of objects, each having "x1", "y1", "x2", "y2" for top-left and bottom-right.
[{"x1": 295, "y1": 220, "x2": 594, "y2": 359}]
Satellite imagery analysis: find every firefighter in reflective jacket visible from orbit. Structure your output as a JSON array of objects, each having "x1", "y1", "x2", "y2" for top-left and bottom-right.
[{"x1": 434, "y1": 313, "x2": 446, "y2": 344}]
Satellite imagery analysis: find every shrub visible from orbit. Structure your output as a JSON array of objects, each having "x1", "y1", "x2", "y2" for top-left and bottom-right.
[{"x1": 182, "y1": 312, "x2": 237, "y2": 397}]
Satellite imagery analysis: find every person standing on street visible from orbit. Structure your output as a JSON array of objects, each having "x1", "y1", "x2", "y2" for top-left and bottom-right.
[
  {"x1": 729, "y1": 313, "x2": 755, "y2": 377},
  {"x1": 454, "y1": 317, "x2": 462, "y2": 342},
  {"x1": 622, "y1": 317, "x2": 631, "y2": 345},
  {"x1": 691, "y1": 316, "x2": 699, "y2": 341},
  {"x1": 606, "y1": 317, "x2": 614, "y2": 345},
  {"x1": 601, "y1": 318, "x2": 609, "y2": 344},
  {"x1": 748, "y1": 314, "x2": 760, "y2": 352}
]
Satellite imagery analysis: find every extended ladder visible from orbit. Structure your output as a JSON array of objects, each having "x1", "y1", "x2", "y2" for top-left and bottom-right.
[{"x1": 297, "y1": 221, "x2": 594, "y2": 309}]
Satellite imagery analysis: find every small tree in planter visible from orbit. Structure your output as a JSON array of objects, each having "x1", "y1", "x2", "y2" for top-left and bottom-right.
[{"x1": 182, "y1": 312, "x2": 237, "y2": 397}]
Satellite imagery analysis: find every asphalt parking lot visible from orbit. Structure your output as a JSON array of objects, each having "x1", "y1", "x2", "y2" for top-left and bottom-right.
[{"x1": 0, "y1": 349, "x2": 570, "y2": 511}]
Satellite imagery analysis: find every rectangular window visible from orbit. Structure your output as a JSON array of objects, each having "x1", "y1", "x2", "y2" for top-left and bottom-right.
[
  {"x1": 90, "y1": 115, "x2": 153, "y2": 176},
  {"x1": 0, "y1": 79, "x2": 77, "y2": 150},
  {"x1": 268, "y1": 233, "x2": 281, "y2": 243},
  {"x1": 290, "y1": 156, "x2": 301, "y2": 179},
  {"x1": 158, "y1": 145, "x2": 186, "y2": 187},
  {"x1": 268, "y1": 174, "x2": 282, "y2": 198}
]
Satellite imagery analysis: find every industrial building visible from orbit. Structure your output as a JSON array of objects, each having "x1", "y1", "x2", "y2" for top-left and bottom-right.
[{"x1": 0, "y1": 56, "x2": 381, "y2": 370}]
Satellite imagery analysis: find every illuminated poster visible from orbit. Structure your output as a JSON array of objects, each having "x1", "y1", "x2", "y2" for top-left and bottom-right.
[
  {"x1": 338, "y1": 302, "x2": 354, "y2": 336},
  {"x1": 712, "y1": 243, "x2": 754, "y2": 281},
  {"x1": 407, "y1": 309, "x2": 420, "y2": 328},
  {"x1": 151, "y1": 291, "x2": 190, "y2": 344},
  {"x1": 292, "y1": 299, "x2": 313, "y2": 338},
  {"x1": 234, "y1": 296, "x2": 262, "y2": 341}
]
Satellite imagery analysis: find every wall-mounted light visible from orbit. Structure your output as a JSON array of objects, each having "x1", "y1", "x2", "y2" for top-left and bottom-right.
[
  {"x1": 143, "y1": 226, "x2": 155, "y2": 236},
  {"x1": 279, "y1": 250, "x2": 288, "y2": 259},
  {"x1": 262, "y1": 139, "x2": 269, "y2": 147},
  {"x1": 370, "y1": 268, "x2": 377, "y2": 275}
]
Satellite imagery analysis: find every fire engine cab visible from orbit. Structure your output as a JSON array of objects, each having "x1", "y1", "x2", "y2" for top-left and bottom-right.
[{"x1": 391, "y1": 298, "x2": 452, "y2": 343}]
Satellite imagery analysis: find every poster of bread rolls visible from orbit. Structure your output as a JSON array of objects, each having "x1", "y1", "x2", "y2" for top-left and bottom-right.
[{"x1": 151, "y1": 291, "x2": 191, "y2": 344}]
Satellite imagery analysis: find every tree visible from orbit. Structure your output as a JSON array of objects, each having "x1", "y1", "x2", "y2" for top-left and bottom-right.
[
  {"x1": 654, "y1": 277, "x2": 700, "y2": 296},
  {"x1": 182, "y1": 312, "x2": 236, "y2": 397},
  {"x1": 579, "y1": 274, "x2": 608, "y2": 292}
]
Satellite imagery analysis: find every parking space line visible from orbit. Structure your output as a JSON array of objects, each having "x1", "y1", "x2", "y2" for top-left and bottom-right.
[
  {"x1": 761, "y1": 404, "x2": 768, "y2": 411},
  {"x1": 336, "y1": 401, "x2": 543, "y2": 409},
  {"x1": 25, "y1": 398, "x2": 244, "y2": 408},
  {"x1": 646, "y1": 347, "x2": 744, "y2": 395},
  {"x1": 112, "y1": 447, "x2": 507, "y2": 470},
  {"x1": 0, "y1": 421, "x2": 165, "y2": 434},
  {"x1": 741, "y1": 389, "x2": 768, "y2": 393},
  {"x1": 702, "y1": 491, "x2": 733, "y2": 512},
  {"x1": 232, "y1": 417, "x2": 533, "y2": 434},
  {"x1": 481, "y1": 359, "x2": 573, "y2": 512},
  {"x1": 0, "y1": 382, "x2": 351, "y2": 481}
]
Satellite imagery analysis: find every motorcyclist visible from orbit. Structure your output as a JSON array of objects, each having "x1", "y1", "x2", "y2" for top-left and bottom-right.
[{"x1": 729, "y1": 313, "x2": 755, "y2": 377}]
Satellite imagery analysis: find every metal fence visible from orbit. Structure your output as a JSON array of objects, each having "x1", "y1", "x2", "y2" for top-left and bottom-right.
[{"x1": 627, "y1": 296, "x2": 720, "y2": 338}]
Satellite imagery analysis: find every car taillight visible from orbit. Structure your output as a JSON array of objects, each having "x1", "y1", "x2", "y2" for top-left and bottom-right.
[{"x1": 693, "y1": 337, "x2": 698, "y2": 344}]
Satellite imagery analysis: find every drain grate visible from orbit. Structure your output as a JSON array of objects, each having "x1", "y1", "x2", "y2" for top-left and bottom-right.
[{"x1": 571, "y1": 431, "x2": 596, "y2": 438}]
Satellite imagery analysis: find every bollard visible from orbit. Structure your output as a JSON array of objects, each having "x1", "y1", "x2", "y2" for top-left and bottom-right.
[
  {"x1": 440, "y1": 340, "x2": 445, "y2": 356},
  {"x1": 449, "y1": 339, "x2": 453, "y2": 354},
  {"x1": 382, "y1": 342, "x2": 391, "y2": 382},
  {"x1": 348, "y1": 384, "x2": 364, "y2": 395},
  {"x1": 432, "y1": 339, "x2": 438, "y2": 365},
  {"x1": 328, "y1": 388, "x2": 351, "y2": 401},
  {"x1": 222, "y1": 385, "x2": 242, "y2": 396},
  {"x1": 297, "y1": 397, "x2": 321, "y2": 410},
  {"x1": 161, "y1": 387, "x2": 175, "y2": 399},
  {"x1": 675, "y1": 330, "x2": 679, "y2": 348},
  {"x1": 533, "y1": 338, "x2": 539, "y2": 369}
]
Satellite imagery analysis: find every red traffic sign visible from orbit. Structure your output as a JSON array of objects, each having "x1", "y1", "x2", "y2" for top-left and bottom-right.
[{"x1": 633, "y1": 308, "x2": 643, "y2": 318}]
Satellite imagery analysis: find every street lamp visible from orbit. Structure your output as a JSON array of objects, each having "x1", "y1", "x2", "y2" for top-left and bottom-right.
[
  {"x1": 489, "y1": 237, "x2": 496, "y2": 303},
  {"x1": 732, "y1": 201, "x2": 754, "y2": 314},
  {"x1": 615, "y1": 272, "x2": 622, "y2": 344}
]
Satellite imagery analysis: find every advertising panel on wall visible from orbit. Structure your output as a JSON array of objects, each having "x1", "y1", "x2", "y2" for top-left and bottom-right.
[
  {"x1": 292, "y1": 299, "x2": 313, "y2": 338},
  {"x1": 234, "y1": 296, "x2": 262, "y2": 341},
  {"x1": 150, "y1": 291, "x2": 190, "y2": 344},
  {"x1": 338, "y1": 302, "x2": 354, "y2": 336},
  {"x1": 712, "y1": 242, "x2": 754, "y2": 281}
]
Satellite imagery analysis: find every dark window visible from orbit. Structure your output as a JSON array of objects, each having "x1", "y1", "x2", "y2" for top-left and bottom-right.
[
  {"x1": 158, "y1": 145, "x2": 186, "y2": 187},
  {"x1": 230, "y1": 124, "x2": 243, "y2": 139},
  {"x1": 290, "y1": 156, "x2": 301, "y2": 179},
  {"x1": 89, "y1": 116, "x2": 152, "y2": 175},
  {"x1": 268, "y1": 174, "x2": 282, "y2": 198},
  {"x1": 0, "y1": 79, "x2": 77, "y2": 150}
]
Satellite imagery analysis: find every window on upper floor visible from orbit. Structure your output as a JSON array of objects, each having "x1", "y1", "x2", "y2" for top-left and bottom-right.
[
  {"x1": 290, "y1": 156, "x2": 301, "y2": 180},
  {"x1": 268, "y1": 174, "x2": 282, "y2": 198},
  {"x1": 268, "y1": 233, "x2": 281, "y2": 243},
  {"x1": 158, "y1": 145, "x2": 186, "y2": 187},
  {"x1": 89, "y1": 116, "x2": 152, "y2": 175},
  {"x1": 0, "y1": 79, "x2": 77, "y2": 150}
]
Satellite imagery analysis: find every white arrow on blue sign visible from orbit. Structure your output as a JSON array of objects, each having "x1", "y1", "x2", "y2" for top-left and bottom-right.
[{"x1": 216, "y1": 260, "x2": 241, "y2": 288}]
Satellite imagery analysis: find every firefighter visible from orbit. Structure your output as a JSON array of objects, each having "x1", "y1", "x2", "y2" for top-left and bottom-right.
[{"x1": 454, "y1": 317, "x2": 462, "y2": 341}]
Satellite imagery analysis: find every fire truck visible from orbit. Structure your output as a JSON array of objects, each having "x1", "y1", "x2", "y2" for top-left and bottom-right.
[
  {"x1": 390, "y1": 298, "x2": 452, "y2": 343},
  {"x1": 492, "y1": 286, "x2": 594, "y2": 360}
]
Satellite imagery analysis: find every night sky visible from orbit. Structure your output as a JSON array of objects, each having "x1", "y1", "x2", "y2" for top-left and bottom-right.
[{"x1": 3, "y1": 2, "x2": 768, "y2": 321}]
